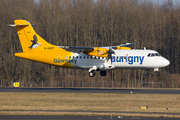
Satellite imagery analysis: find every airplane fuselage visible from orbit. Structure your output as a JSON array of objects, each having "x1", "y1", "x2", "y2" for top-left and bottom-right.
[{"x1": 15, "y1": 49, "x2": 170, "y2": 71}]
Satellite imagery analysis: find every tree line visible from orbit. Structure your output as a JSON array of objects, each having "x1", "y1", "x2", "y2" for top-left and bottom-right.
[{"x1": 0, "y1": 0, "x2": 180, "y2": 88}]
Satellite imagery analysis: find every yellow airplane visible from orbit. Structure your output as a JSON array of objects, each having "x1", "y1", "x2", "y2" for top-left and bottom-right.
[{"x1": 9, "y1": 20, "x2": 170, "y2": 77}]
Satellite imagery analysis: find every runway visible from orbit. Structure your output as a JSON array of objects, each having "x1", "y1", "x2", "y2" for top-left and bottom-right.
[
  {"x1": 0, "y1": 88, "x2": 180, "y2": 94},
  {"x1": 1, "y1": 88, "x2": 180, "y2": 119},
  {"x1": 1, "y1": 110, "x2": 179, "y2": 115},
  {"x1": 0, "y1": 115, "x2": 180, "y2": 120}
]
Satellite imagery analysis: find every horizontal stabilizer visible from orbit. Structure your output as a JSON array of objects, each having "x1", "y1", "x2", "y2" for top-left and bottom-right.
[
  {"x1": 8, "y1": 24, "x2": 29, "y2": 27},
  {"x1": 8, "y1": 24, "x2": 36, "y2": 27}
]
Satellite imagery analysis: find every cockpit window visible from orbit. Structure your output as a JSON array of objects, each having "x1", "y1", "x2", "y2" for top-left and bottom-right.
[
  {"x1": 151, "y1": 53, "x2": 155, "y2": 57},
  {"x1": 147, "y1": 53, "x2": 161, "y2": 57},
  {"x1": 155, "y1": 53, "x2": 160, "y2": 56}
]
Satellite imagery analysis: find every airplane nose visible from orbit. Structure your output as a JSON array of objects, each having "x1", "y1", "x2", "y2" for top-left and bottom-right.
[{"x1": 163, "y1": 58, "x2": 170, "y2": 66}]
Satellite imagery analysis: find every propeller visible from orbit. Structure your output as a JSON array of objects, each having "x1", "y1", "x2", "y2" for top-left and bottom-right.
[{"x1": 106, "y1": 47, "x2": 115, "y2": 65}]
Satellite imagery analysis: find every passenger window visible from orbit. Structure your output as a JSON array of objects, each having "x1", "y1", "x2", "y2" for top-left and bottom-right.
[
  {"x1": 91, "y1": 56, "x2": 93, "y2": 59},
  {"x1": 80, "y1": 56, "x2": 82, "y2": 59},
  {"x1": 76, "y1": 56, "x2": 78, "y2": 59},
  {"x1": 73, "y1": 56, "x2": 75, "y2": 59},
  {"x1": 87, "y1": 56, "x2": 89, "y2": 59},
  {"x1": 147, "y1": 53, "x2": 151, "y2": 57},
  {"x1": 83, "y1": 56, "x2": 85, "y2": 59},
  {"x1": 102, "y1": 57, "x2": 104, "y2": 59},
  {"x1": 69, "y1": 56, "x2": 71, "y2": 59},
  {"x1": 94, "y1": 56, "x2": 96, "y2": 59}
]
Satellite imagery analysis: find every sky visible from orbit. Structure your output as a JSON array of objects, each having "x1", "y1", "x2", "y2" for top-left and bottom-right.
[
  {"x1": 35, "y1": 0, "x2": 180, "y2": 6},
  {"x1": 153, "y1": 0, "x2": 179, "y2": 5},
  {"x1": 93, "y1": 0, "x2": 180, "y2": 6}
]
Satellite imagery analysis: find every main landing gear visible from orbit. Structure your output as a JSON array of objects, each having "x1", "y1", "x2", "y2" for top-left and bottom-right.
[
  {"x1": 88, "y1": 70, "x2": 95, "y2": 77},
  {"x1": 88, "y1": 70, "x2": 107, "y2": 77},
  {"x1": 88, "y1": 64, "x2": 115, "y2": 77},
  {"x1": 100, "y1": 71, "x2": 107, "y2": 76}
]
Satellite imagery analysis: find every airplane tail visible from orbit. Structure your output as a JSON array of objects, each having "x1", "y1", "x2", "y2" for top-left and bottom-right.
[{"x1": 9, "y1": 19, "x2": 56, "y2": 52}]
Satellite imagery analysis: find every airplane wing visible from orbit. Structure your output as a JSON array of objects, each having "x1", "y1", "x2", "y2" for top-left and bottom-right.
[
  {"x1": 58, "y1": 46, "x2": 94, "y2": 54},
  {"x1": 102, "y1": 43, "x2": 134, "y2": 49},
  {"x1": 120, "y1": 43, "x2": 134, "y2": 47},
  {"x1": 58, "y1": 43, "x2": 134, "y2": 55}
]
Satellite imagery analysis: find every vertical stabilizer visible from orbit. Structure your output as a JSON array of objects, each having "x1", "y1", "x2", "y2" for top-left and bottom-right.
[{"x1": 11, "y1": 19, "x2": 56, "y2": 52}]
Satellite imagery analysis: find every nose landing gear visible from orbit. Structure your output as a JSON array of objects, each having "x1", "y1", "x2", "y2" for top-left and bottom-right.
[
  {"x1": 154, "y1": 68, "x2": 160, "y2": 76},
  {"x1": 156, "y1": 72, "x2": 160, "y2": 76}
]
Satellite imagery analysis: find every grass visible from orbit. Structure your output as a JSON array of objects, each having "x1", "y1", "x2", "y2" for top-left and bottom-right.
[{"x1": 0, "y1": 92, "x2": 180, "y2": 117}]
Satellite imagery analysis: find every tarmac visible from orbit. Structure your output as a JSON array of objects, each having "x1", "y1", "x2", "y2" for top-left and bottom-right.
[
  {"x1": 0, "y1": 88, "x2": 180, "y2": 120},
  {"x1": 0, "y1": 115, "x2": 180, "y2": 120},
  {"x1": 0, "y1": 88, "x2": 180, "y2": 94}
]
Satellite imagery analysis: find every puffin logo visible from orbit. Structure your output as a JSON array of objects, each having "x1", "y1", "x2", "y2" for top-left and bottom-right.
[{"x1": 29, "y1": 35, "x2": 41, "y2": 49}]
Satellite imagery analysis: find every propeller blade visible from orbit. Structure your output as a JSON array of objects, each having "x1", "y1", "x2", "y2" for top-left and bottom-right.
[{"x1": 106, "y1": 47, "x2": 115, "y2": 64}]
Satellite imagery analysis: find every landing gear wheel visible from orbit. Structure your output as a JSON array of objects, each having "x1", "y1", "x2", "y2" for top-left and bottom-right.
[
  {"x1": 89, "y1": 70, "x2": 95, "y2": 77},
  {"x1": 100, "y1": 71, "x2": 107, "y2": 76},
  {"x1": 156, "y1": 72, "x2": 160, "y2": 76}
]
